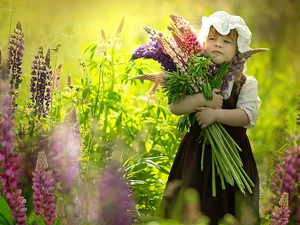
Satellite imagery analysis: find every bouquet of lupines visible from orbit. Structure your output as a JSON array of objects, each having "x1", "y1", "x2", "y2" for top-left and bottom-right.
[{"x1": 130, "y1": 14, "x2": 267, "y2": 196}]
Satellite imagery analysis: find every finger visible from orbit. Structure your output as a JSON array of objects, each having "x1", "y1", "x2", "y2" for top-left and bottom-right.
[
  {"x1": 212, "y1": 88, "x2": 220, "y2": 93},
  {"x1": 196, "y1": 106, "x2": 206, "y2": 111}
]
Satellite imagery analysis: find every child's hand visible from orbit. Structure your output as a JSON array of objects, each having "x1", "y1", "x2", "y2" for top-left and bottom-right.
[
  {"x1": 204, "y1": 89, "x2": 223, "y2": 109},
  {"x1": 195, "y1": 106, "x2": 216, "y2": 129}
]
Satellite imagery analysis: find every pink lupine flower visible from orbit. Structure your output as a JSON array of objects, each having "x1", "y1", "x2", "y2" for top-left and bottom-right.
[
  {"x1": 9, "y1": 189, "x2": 27, "y2": 225},
  {"x1": 0, "y1": 94, "x2": 23, "y2": 198},
  {"x1": 99, "y1": 161, "x2": 136, "y2": 225},
  {"x1": 169, "y1": 14, "x2": 203, "y2": 56},
  {"x1": 48, "y1": 116, "x2": 81, "y2": 190},
  {"x1": 270, "y1": 192, "x2": 290, "y2": 225},
  {"x1": 32, "y1": 151, "x2": 56, "y2": 225},
  {"x1": 269, "y1": 144, "x2": 300, "y2": 222}
]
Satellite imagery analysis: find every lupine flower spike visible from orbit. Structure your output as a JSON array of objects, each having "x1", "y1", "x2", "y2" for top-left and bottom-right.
[
  {"x1": 9, "y1": 189, "x2": 27, "y2": 225},
  {"x1": 48, "y1": 110, "x2": 81, "y2": 190},
  {"x1": 269, "y1": 141, "x2": 300, "y2": 221},
  {"x1": 97, "y1": 30, "x2": 108, "y2": 56},
  {"x1": 99, "y1": 161, "x2": 137, "y2": 225},
  {"x1": 30, "y1": 47, "x2": 52, "y2": 118},
  {"x1": 32, "y1": 151, "x2": 56, "y2": 225},
  {"x1": 220, "y1": 48, "x2": 269, "y2": 90},
  {"x1": 0, "y1": 94, "x2": 23, "y2": 199},
  {"x1": 270, "y1": 192, "x2": 290, "y2": 225},
  {"x1": 168, "y1": 14, "x2": 203, "y2": 56},
  {"x1": 7, "y1": 21, "x2": 25, "y2": 109},
  {"x1": 130, "y1": 26, "x2": 176, "y2": 72},
  {"x1": 52, "y1": 64, "x2": 62, "y2": 89},
  {"x1": 55, "y1": 197, "x2": 67, "y2": 225},
  {"x1": 112, "y1": 16, "x2": 125, "y2": 50}
]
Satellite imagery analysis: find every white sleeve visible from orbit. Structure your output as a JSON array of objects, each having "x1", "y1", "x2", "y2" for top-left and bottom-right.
[{"x1": 237, "y1": 76, "x2": 262, "y2": 128}]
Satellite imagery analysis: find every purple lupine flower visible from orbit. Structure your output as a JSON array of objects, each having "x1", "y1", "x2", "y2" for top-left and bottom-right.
[
  {"x1": 0, "y1": 94, "x2": 23, "y2": 199},
  {"x1": 7, "y1": 22, "x2": 24, "y2": 107},
  {"x1": 131, "y1": 26, "x2": 176, "y2": 72},
  {"x1": 32, "y1": 151, "x2": 56, "y2": 225},
  {"x1": 30, "y1": 47, "x2": 52, "y2": 118},
  {"x1": 48, "y1": 113, "x2": 81, "y2": 190},
  {"x1": 9, "y1": 189, "x2": 27, "y2": 225},
  {"x1": 220, "y1": 55, "x2": 245, "y2": 90},
  {"x1": 269, "y1": 144, "x2": 300, "y2": 222},
  {"x1": 270, "y1": 192, "x2": 290, "y2": 225},
  {"x1": 220, "y1": 48, "x2": 268, "y2": 91},
  {"x1": 99, "y1": 161, "x2": 136, "y2": 225}
]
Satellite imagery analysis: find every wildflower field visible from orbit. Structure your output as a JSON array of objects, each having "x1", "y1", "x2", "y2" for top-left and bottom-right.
[{"x1": 0, "y1": 0, "x2": 299, "y2": 224}]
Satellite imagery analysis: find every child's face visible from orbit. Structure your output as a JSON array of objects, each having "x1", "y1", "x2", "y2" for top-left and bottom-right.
[{"x1": 203, "y1": 27, "x2": 238, "y2": 65}]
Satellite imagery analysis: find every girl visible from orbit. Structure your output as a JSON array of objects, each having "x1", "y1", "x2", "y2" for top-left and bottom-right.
[{"x1": 161, "y1": 11, "x2": 261, "y2": 225}]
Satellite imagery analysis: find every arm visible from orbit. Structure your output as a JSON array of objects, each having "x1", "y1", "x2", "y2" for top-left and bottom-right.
[
  {"x1": 196, "y1": 75, "x2": 261, "y2": 128},
  {"x1": 168, "y1": 89, "x2": 223, "y2": 115},
  {"x1": 195, "y1": 107, "x2": 250, "y2": 128}
]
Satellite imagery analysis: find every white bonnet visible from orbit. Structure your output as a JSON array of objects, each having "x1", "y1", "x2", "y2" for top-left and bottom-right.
[{"x1": 198, "y1": 11, "x2": 252, "y2": 53}]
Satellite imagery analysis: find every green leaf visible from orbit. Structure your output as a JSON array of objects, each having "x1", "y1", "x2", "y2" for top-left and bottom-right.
[
  {"x1": 0, "y1": 196, "x2": 14, "y2": 225},
  {"x1": 32, "y1": 214, "x2": 46, "y2": 225},
  {"x1": 0, "y1": 215, "x2": 11, "y2": 225},
  {"x1": 53, "y1": 218, "x2": 64, "y2": 225}
]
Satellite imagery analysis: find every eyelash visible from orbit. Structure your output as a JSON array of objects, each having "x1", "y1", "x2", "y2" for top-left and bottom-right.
[{"x1": 208, "y1": 37, "x2": 232, "y2": 43}]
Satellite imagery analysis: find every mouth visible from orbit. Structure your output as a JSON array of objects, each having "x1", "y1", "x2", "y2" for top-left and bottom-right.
[{"x1": 212, "y1": 50, "x2": 223, "y2": 55}]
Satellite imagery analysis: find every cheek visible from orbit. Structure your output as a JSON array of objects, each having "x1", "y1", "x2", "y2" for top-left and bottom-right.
[{"x1": 203, "y1": 42, "x2": 210, "y2": 51}]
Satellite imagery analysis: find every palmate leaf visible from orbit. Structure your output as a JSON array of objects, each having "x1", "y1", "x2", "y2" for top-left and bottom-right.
[
  {"x1": 188, "y1": 54, "x2": 213, "y2": 79},
  {"x1": 176, "y1": 112, "x2": 196, "y2": 132},
  {"x1": 163, "y1": 70, "x2": 194, "y2": 103}
]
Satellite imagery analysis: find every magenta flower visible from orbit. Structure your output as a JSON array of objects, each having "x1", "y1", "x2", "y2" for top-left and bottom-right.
[
  {"x1": 270, "y1": 192, "x2": 290, "y2": 225},
  {"x1": 32, "y1": 151, "x2": 56, "y2": 225},
  {"x1": 9, "y1": 189, "x2": 27, "y2": 225},
  {"x1": 99, "y1": 161, "x2": 136, "y2": 225},
  {"x1": 73, "y1": 161, "x2": 137, "y2": 225},
  {"x1": 0, "y1": 94, "x2": 23, "y2": 198},
  {"x1": 48, "y1": 116, "x2": 81, "y2": 190},
  {"x1": 269, "y1": 145, "x2": 300, "y2": 223}
]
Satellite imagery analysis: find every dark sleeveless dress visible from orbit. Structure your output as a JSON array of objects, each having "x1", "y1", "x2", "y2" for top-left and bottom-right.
[{"x1": 161, "y1": 75, "x2": 260, "y2": 225}]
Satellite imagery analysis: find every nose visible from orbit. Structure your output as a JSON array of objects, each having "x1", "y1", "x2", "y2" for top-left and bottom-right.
[{"x1": 215, "y1": 39, "x2": 222, "y2": 48}]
